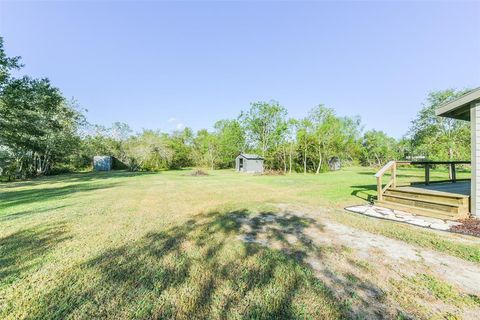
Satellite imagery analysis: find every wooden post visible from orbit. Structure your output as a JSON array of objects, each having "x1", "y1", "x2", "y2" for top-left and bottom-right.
[
  {"x1": 377, "y1": 177, "x2": 383, "y2": 201},
  {"x1": 451, "y1": 163, "x2": 457, "y2": 183},
  {"x1": 425, "y1": 164, "x2": 430, "y2": 185},
  {"x1": 392, "y1": 162, "x2": 397, "y2": 188}
]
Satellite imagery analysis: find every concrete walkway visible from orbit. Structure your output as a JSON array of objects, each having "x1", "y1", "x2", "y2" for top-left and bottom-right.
[{"x1": 345, "y1": 205, "x2": 462, "y2": 231}]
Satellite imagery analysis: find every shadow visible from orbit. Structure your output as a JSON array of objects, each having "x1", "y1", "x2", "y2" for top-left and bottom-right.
[
  {"x1": 0, "y1": 205, "x2": 67, "y2": 222},
  {"x1": 0, "y1": 223, "x2": 70, "y2": 286},
  {"x1": 25, "y1": 209, "x2": 394, "y2": 319},
  {"x1": 0, "y1": 170, "x2": 154, "y2": 189},
  {"x1": 350, "y1": 184, "x2": 378, "y2": 203},
  {"x1": 30, "y1": 210, "x2": 343, "y2": 319},
  {"x1": 0, "y1": 181, "x2": 122, "y2": 211},
  {"x1": 355, "y1": 171, "x2": 378, "y2": 176}
]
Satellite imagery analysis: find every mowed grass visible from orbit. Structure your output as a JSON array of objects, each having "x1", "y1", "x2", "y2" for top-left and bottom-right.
[{"x1": 0, "y1": 167, "x2": 477, "y2": 319}]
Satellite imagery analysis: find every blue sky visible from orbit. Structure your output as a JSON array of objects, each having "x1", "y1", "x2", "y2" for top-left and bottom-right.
[{"x1": 1, "y1": 1, "x2": 479, "y2": 138}]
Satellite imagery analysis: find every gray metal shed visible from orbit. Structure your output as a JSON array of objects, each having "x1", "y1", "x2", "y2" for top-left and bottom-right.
[
  {"x1": 235, "y1": 153, "x2": 264, "y2": 173},
  {"x1": 93, "y1": 156, "x2": 112, "y2": 171},
  {"x1": 328, "y1": 157, "x2": 341, "y2": 171}
]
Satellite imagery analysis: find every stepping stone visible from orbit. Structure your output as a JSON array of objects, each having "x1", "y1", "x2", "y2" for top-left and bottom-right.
[
  {"x1": 404, "y1": 218, "x2": 431, "y2": 227},
  {"x1": 445, "y1": 220, "x2": 463, "y2": 227},
  {"x1": 430, "y1": 223, "x2": 450, "y2": 231},
  {"x1": 345, "y1": 205, "x2": 465, "y2": 233},
  {"x1": 416, "y1": 216, "x2": 446, "y2": 224}
]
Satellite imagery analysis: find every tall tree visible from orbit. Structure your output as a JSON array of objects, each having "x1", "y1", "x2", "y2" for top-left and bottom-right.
[
  {"x1": 122, "y1": 130, "x2": 173, "y2": 171},
  {"x1": 309, "y1": 106, "x2": 337, "y2": 173},
  {"x1": 408, "y1": 89, "x2": 471, "y2": 162},
  {"x1": 0, "y1": 36, "x2": 22, "y2": 88},
  {"x1": 296, "y1": 118, "x2": 314, "y2": 174},
  {"x1": 168, "y1": 127, "x2": 194, "y2": 169},
  {"x1": 0, "y1": 77, "x2": 83, "y2": 176},
  {"x1": 309, "y1": 105, "x2": 361, "y2": 173},
  {"x1": 361, "y1": 130, "x2": 399, "y2": 166},
  {"x1": 277, "y1": 118, "x2": 297, "y2": 174},
  {"x1": 214, "y1": 119, "x2": 245, "y2": 168},
  {"x1": 193, "y1": 129, "x2": 219, "y2": 170},
  {"x1": 239, "y1": 101, "x2": 288, "y2": 167}
]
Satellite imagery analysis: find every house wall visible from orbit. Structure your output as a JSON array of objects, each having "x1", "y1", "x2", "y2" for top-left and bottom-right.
[{"x1": 472, "y1": 103, "x2": 480, "y2": 218}]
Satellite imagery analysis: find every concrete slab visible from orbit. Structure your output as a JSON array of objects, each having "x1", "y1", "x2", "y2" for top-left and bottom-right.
[{"x1": 345, "y1": 205, "x2": 462, "y2": 232}]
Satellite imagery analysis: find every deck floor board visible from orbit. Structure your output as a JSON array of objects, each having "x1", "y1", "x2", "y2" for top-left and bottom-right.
[{"x1": 406, "y1": 181, "x2": 471, "y2": 196}]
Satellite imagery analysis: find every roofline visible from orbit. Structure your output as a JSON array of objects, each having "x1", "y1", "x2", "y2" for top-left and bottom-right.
[
  {"x1": 435, "y1": 87, "x2": 480, "y2": 120},
  {"x1": 238, "y1": 153, "x2": 264, "y2": 160}
]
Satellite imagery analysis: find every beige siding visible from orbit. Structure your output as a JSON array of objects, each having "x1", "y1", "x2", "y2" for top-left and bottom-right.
[{"x1": 472, "y1": 104, "x2": 480, "y2": 218}]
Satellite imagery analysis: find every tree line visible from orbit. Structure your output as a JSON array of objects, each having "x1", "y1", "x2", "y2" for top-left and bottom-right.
[{"x1": 0, "y1": 37, "x2": 472, "y2": 180}]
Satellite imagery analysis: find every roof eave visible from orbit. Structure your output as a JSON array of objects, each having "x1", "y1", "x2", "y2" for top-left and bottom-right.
[
  {"x1": 238, "y1": 153, "x2": 264, "y2": 160},
  {"x1": 435, "y1": 87, "x2": 480, "y2": 121}
]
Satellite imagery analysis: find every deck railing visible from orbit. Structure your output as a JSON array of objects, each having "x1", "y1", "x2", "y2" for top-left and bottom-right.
[{"x1": 374, "y1": 160, "x2": 470, "y2": 201}]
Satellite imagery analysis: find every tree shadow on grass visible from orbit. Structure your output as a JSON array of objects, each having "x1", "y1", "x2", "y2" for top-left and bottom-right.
[
  {"x1": 0, "y1": 181, "x2": 123, "y2": 211},
  {"x1": 354, "y1": 170, "x2": 378, "y2": 176},
  {"x1": 23, "y1": 210, "x2": 395, "y2": 319},
  {"x1": 0, "y1": 223, "x2": 70, "y2": 287},
  {"x1": 350, "y1": 184, "x2": 377, "y2": 203},
  {"x1": 0, "y1": 205, "x2": 68, "y2": 222},
  {"x1": 0, "y1": 170, "x2": 154, "y2": 189},
  {"x1": 52, "y1": 170, "x2": 156, "y2": 183}
]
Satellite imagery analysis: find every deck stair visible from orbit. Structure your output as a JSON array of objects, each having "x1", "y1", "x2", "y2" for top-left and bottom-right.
[
  {"x1": 376, "y1": 186, "x2": 470, "y2": 220},
  {"x1": 374, "y1": 160, "x2": 471, "y2": 220}
]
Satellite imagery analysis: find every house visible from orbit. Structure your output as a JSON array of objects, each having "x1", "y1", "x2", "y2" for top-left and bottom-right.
[
  {"x1": 235, "y1": 153, "x2": 264, "y2": 173},
  {"x1": 373, "y1": 88, "x2": 480, "y2": 220},
  {"x1": 436, "y1": 87, "x2": 480, "y2": 218}
]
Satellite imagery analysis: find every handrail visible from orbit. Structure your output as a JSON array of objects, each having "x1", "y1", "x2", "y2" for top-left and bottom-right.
[
  {"x1": 374, "y1": 161, "x2": 395, "y2": 178},
  {"x1": 374, "y1": 161, "x2": 411, "y2": 178},
  {"x1": 410, "y1": 161, "x2": 470, "y2": 165},
  {"x1": 374, "y1": 160, "x2": 470, "y2": 202}
]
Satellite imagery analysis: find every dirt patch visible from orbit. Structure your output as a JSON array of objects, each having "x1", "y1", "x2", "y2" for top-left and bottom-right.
[
  {"x1": 232, "y1": 211, "x2": 394, "y2": 318},
  {"x1": 451, "y1": 219, "x2": 480, "y2": 237},
  {"x1": 314, "y1": 219, "x2": 480, "y2": 295},
  {"x1": 233, "y1": 206, "x2": 480, "y2": 319},
  {"x1": 261, "y1": 169, "x2": 285, "y2": 176},
  {"x1": 187, "y1": 169, "x2": 209, "y2": 176}
]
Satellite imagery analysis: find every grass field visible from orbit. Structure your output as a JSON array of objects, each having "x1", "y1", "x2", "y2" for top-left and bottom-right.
[{"x1": 1, "y1": 167, "x2": 479, "y2": 319}]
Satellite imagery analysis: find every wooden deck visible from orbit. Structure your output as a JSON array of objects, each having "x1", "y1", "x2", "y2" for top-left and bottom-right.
[
  {"x1": 376, "y1": 181, "x2": 471, "y2": 220},
  {"x1": 374, "y1": 161, "x2": 472, "y2": 220},
  {"x1": 409, "y1": 181, "x2": 471, "y2": 196}
]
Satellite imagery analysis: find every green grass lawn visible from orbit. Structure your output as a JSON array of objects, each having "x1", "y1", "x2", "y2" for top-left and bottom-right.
[{"x1": 0, "y1": 167, "x2": 478, "y2": 319}]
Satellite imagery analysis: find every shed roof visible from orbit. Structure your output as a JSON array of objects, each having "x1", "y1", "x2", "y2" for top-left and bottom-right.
[
  {"x1": 238, "y1": 153, "x2": 264, "y2": 160},
  {"x1": 435, "y1": 87, "x2": 480, "y2": 121}
]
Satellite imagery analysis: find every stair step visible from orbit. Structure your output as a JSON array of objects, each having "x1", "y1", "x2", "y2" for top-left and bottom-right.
[
  {"x1": 387, "y1": 187, "x2": 469, "y2": 199},
  {"x1": 375, "y1": 200, "x2": 467, "y2": 220},
  {"x1": 382, "y1": 194, "x2": 467, "y2": 213},
  {"x1": 384, "y1": 188, "x2": 469, "y2": 207}
]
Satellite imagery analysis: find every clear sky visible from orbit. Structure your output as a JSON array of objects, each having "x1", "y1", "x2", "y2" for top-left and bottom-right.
[{"x1": 1, "y1": 1, "x2": 479, "y2": 138}]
